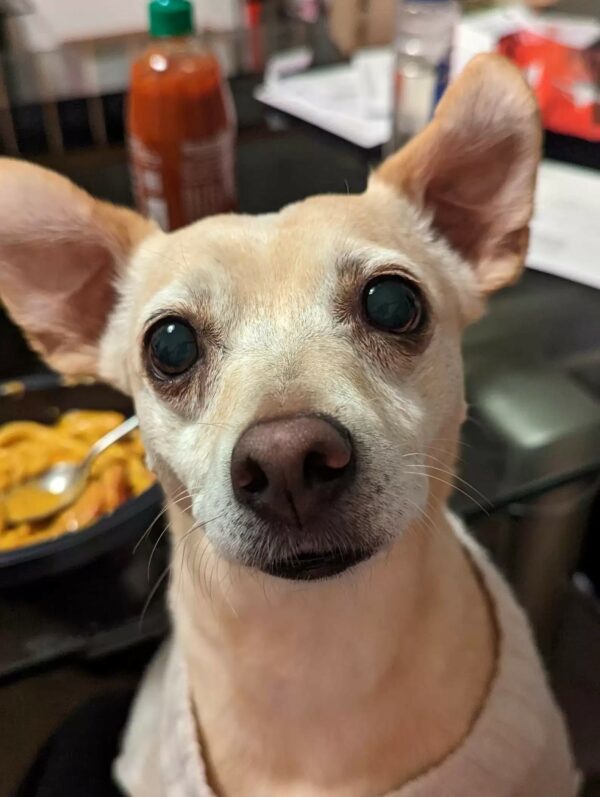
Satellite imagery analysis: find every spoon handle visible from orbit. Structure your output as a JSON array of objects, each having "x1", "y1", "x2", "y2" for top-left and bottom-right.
[{"x1": 83, "y1": 415, "x2": 140, "y2": 470}]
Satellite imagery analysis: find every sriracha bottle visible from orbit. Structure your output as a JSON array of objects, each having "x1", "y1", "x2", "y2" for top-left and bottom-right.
[{"x1": 128, "y1": 0, "x2": 236, "y2": 231}]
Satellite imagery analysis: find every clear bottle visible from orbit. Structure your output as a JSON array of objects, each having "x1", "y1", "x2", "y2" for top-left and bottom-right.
[
  {"x1": 128, "y1": 0, "x2": 237, "y2": 231},
  {"x1": 390, "y1": 0, "x2": 459, "y2": 150}
]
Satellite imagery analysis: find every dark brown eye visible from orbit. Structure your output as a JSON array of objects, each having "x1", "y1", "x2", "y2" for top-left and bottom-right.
[
  {"x1": 147, "y1": 317, "x2": 199, "y2": 377},
  {"x1": 363, "y1": 276, "x2": 423, "y2": 333}
]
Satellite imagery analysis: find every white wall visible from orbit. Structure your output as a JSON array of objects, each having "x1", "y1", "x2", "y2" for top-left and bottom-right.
[{"x1": 7, "y1": 0, "x2": 242, "y2": 51}]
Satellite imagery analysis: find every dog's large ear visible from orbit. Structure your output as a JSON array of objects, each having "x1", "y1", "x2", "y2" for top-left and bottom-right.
[
  {"x1": 373, "y1": 54, "x2": 541, "y2": 293},
  {"x1": 0, "y1": 159, "x2": 156, "y2": 377}
]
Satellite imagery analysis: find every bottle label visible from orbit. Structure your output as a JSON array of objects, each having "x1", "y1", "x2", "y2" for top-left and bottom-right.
[
  {"x1": 129, "y1": 139, "x2": 169, "y2": 229},
  {"x1": 129, "y1": 130, "x2": 236, "y2": 231},
  {"x1": 180, "y1": 130, "x2": 236, "y2": 223}
]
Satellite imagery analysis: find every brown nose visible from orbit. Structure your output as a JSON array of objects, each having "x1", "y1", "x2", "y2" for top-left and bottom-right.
[{"x1": 230, "y1": 415, "x2": 354, "y2": 526}]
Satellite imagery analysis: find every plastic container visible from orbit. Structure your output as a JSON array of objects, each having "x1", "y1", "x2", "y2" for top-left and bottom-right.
[
  {"x1": 390, "y1": 0, "x2": 459, "y2": 150},
  {"x1": 127, "y1": 0, "x2": 237, "y2": 231}
]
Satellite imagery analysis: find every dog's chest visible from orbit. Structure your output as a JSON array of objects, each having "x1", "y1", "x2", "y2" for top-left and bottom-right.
[{"x1": 113, "y1": 527, "x2": 579, "y2": 797}]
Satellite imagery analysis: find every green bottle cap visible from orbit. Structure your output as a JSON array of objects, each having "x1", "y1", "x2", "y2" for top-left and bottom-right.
[{"x1": 148, "y1": 0, "x2": 194, "y2": 38}]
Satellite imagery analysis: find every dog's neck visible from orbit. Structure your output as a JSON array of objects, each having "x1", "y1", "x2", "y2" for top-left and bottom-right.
[{"x1": 168, "y1": 499, "x2": 496, "y2": 797}]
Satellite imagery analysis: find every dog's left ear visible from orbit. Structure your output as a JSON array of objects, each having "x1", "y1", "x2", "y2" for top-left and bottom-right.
[
  {"x1": 0, "y1": 159, "x2": 156, "y2": 378},
  {"x1": 373, "y1": 54, "x2": 541, "y2": 293}
]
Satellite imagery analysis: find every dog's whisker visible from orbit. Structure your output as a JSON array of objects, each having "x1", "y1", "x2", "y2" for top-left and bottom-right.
[
  {"x1": 194, "y1": 538, "x2": 209, "y2": 598},
  {"x1": 401, "y1": 458, "x2": 491, "y2": 507},
  {"x1": 402, "y1": 444, "x2": 468, "y2": 465},
  {"x1": 405, "y1": 470, "x2": 490, "y2": 515},
  {"x1": 133, "y1": 486, "x2": 188, "y2": 554},
  {"x1": 402, "y1": 449, "x2": 465, "y2": 468},
  {"x1": 145, "y1": 518, "x2": 173, "y2": 581},
  {"x1": 177, "y1": 533, "x2": 193, "y2": 599},
  {"x1": 186, "y1": 528, "x2": 201, "y2": 585},
  {"x1": 146, "y1": 499, "x2": 195, "y2": 582},
  {"x1": 403, "y1": 495, "x2": 440, "y2": 539},
  {"x1": 139, "y1": 506, "x2": 213, "y2": 626},
  {"x1": 194, "y1": 535, "x2": 210, "y2": 595},
  {"x1": 139, "y1": 561, "x2": 172, "y2": 631},
  {"x1": 430, "y1": 436, "x2": 476, "y2": 450},
  {"x1": 144, "y1": 511, "x2": 227, "y2": 605},
  {"x1": 177, "y1": 520, "x2": 205, "y2": 576},
  {"x1": 180, "y1": 520, "x2": 202, "y2": 581},
  {"x1": 407, "y1": 463, "x2": 491, "y2": 507},
  {"x1": 199, "y1": 539, "x2": 213, "y2": 603},
  {"x1": 191, "y1": 420, "x2": 236, "y2": 431},
  {"x1": 186, "y1": 536, "x2": 202, "y2": 599},
  {"x1": 178, "y1": 512, "x2": 227, "y2": 597},
  {"x1": 193, "y1": 528, "x2": 214, "y2": 601}
]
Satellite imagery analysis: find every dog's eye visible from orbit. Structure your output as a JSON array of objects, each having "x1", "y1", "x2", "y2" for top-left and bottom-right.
[
  {"x1": 147, "y1": 318, "x2": 199, "y2": 377},
  {"x1": 363, "y1": 276, "x2": 422, "y2": 333}
]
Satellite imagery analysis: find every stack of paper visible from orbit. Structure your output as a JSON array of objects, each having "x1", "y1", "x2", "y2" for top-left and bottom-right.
[{"x1": 529, "y1": 162, "x2": 600, "y2": 290}]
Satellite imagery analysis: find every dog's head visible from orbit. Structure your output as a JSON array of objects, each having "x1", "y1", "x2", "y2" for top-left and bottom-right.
[{"x1": 0, "y1": 56, "x2": 540, "y2": 581}]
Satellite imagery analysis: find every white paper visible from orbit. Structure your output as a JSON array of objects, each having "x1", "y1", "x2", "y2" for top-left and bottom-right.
[
  {"x1": 264, "y1": 47, "x2": 314, "y2": 84},
  {"x1": 353, "y1": 49, "x2": 395, "y2": 119},
  {"x1": 528, "y1": 162, "x2": 600, "y2": 290},
  {"x1": 255, "y1": 61, "x2": 391, "y2": 148}
]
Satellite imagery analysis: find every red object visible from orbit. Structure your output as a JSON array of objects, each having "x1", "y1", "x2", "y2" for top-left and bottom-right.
[
  {"x1": 244, "y1": 1, "x2": 265, "y2": 73},
  {"x1": 245, "y1": 0, "x2": 263, "y2": 28},
  {"x1": 128, "y1": 39, "x2": 237, "y2": 231},
  {"x1": 498, "y1": 29, "x2": 600, "y2": 142}
]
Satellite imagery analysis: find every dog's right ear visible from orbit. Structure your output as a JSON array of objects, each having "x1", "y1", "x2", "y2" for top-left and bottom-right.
[
  {"x1": 373, "y1": 54, "x2": 541, "y2": 295},
  {"x1": 0, "y1": 159, "x2": 156, "y2": 380}
]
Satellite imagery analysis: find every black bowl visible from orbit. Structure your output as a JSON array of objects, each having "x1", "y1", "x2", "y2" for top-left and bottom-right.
[{"x1": 0, "y1": 373, "x2": 164, "y2": 588}]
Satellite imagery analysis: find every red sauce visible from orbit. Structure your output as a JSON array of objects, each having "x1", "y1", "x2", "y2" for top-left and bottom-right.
[{"x1": 128, "y1": 38, "x2": 237, "y2": 231}]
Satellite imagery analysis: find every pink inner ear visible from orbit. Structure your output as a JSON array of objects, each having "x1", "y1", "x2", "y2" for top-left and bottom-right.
[
  {"x1": 0, "y1": 159, "x2": 154, "y2": 377},
  {"x1": 373, "y1": 54, "x2": 541, "y2": 294},
  {"x1": 0, "y1": 236, "x2": 118, "y2": 375},
  {"x1": 424, "y1": 133, "x2": 522, "y2": 267}
]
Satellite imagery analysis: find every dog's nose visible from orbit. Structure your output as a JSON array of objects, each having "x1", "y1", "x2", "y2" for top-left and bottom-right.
[{"x1": 231, "y1": 415, "x2": 354, "y2": 525}]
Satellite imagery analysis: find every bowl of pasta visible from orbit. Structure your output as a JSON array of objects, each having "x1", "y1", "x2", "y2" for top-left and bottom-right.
[{"x1": 0, "y1": 374, "x2": 163, "y2": 587}]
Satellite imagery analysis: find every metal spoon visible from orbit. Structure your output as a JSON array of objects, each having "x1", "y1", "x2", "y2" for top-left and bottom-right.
[{"x1": 4, "y1": 415, "x2": 140, "y2": 526}]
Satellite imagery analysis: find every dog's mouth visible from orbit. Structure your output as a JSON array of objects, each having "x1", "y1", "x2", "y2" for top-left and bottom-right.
[{"x1": 261, "y1": 548, "x2": 373, "y2": 581}]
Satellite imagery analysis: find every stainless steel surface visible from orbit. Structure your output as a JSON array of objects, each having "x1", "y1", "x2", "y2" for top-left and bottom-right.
[
  {"x1": 461, "y1": 271, "x2": 600, "y2": 507},
  {"x1": 460, "y1": 271, "x2": 600, "y2": 650},
  {"x1": 4, "y1": 415, "x2": 139, "y2": 525},
  {"x1": 468, "y1": 364, "x2": 600, "y2": 494},
  {"x1": 471, "y1": 475, "x2": 600, "y2": 652},
  {"x1": 510, "y1": 477, "x2": 600, "y2": 650}
]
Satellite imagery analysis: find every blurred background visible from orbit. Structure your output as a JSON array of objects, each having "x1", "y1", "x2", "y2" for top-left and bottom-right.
[{"x1": 0, "y1": 0, "x2": 598, "y2": 794}]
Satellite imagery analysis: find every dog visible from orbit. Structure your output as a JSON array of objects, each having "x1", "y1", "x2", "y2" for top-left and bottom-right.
[{"x1": 0, "y1": 55, "x2": 580, "y2": 796}]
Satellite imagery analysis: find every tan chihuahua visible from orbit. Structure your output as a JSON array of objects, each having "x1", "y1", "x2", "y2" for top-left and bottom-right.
[{"x1": 0, "y1": 55, "x2": 579, "y2": 796}]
